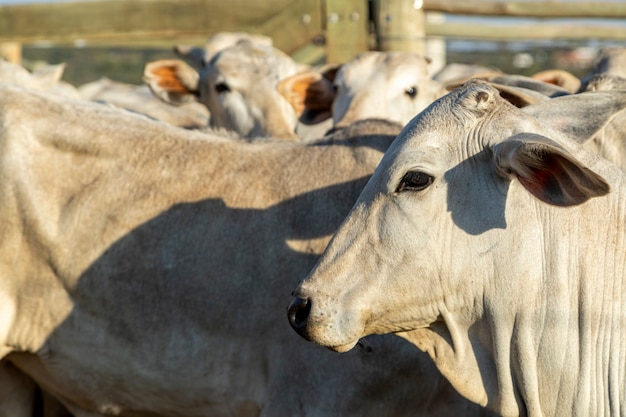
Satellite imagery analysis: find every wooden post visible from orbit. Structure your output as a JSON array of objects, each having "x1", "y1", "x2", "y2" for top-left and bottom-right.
[
  {"x1": 424, "y1": 12, "x2": 446, "y2": 75},
  {"x1": 325, "y1": 0, "x2": 369, "y2": 64},
  {"x1": 373, "y1": 0, "x2": 426, "y2": 54},
  {"x1": 0, "y1": 42, "x2": 22, "y2": 64}
]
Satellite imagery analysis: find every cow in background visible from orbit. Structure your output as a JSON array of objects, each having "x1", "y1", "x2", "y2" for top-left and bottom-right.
[
  {"x1": 277, "y1": 51, "x2": 447, "y2": 132},
  {"x1": 79, "y1": 77, "x2": 210, "y2": 129},
  {"x1": 144, "y1": 41, "x2": 303, "y2": 140}
]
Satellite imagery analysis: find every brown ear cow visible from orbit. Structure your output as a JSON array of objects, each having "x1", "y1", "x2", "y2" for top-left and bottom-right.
[
  {"x1": 278, "y1": 51, "x2": 446, "y2": 130},
  {"x1": 144, "y1": 41, "x2": 302, "y2": 140}
]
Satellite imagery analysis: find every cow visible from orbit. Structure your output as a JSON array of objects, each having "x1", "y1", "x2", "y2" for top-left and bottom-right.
[
  {"x1": 0, "y1": 359, "x2": 72, "y2": 417},
  {"x1": 277, "y1": 51, "x2": 447, "y2": 131},
  {"x1": 530, "y1": 69, "x2": 581, "y2": 93},
  {"x1": 579, "y1": 46, "x2": 626, "y2": 91},
  {"x1": 431, "y1": 62, "x2": 501, "y2": 86},
  {"x1": 585, "y1": 73, "x2": 626, "y2": 92},
  {"x1": 79, "y1": 77, "x2": 210, "y2": 129},
  {"x1": 289, "y1": 79, "x2": 626, "y2": 417},
  {"x1": 143, "y1": 41, "x2": 302, "y2": 140},
  {"x1": 0, "y1": 83, "x2": 493, "y2": 417},
  {"x1": 581, "y1": 73, "x2": 626, "y2": 170},
  {"x1": 446, "y1": 72, "x2": 572, "y2": 100},
  {"x1": 173, "y1": 32, "x2": 274, "y2": 71},
  {"x1": 0, "y1": 58, "x2": 79, "y2": 99}
]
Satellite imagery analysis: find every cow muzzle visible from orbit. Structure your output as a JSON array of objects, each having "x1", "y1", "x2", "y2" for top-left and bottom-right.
[{"x1": 288, "y1": 293, "x2": 365, "y2": 353}]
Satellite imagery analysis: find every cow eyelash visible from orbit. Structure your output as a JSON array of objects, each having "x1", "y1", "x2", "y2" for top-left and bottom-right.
[{"x1": 396, "y1": 171, "x2": 433, "y2": 192}]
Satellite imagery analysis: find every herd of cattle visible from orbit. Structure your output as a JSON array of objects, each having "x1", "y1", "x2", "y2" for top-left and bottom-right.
[{"x1": 0, "y1": 31, "x2": 625, "y2": 417}]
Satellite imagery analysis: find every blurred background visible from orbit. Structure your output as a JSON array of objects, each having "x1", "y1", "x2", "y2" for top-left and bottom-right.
[{"x1": 0, "y1": 0, "x2": 625, "y2": 86}]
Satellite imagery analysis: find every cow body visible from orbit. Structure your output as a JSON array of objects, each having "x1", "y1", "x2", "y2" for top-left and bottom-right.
[
  {"x1": 0, "y1": 83, "x2": 491, "y2": 417},
  {"x1": 290, "y1": 80, "x2": 626, "y2": 417}
]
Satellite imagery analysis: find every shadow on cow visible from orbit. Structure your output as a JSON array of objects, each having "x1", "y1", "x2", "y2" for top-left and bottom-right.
[
  {"x1": 0, "y1": 83, "x2": 492, "y2": 417},
  {"x1": 10, "y1": 183, "x2": 487, "y2": 416}
]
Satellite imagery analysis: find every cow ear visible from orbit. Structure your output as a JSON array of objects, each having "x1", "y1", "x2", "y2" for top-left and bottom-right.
[
  {"x1": 277, "y1": 68, "x2": 337, "y2": 124},
  {"x1": 143, "y1": 59, "x2": 200, "y2": 105},
  {"x1": 30, "y1": 63, "x2": 66, "y2": 89},
  {"x1": 493, "y1": 133, "x2": 610, "y2": 206},
  {"x1": 531, "y1": 69, "x2": 581, "y2": 93},
  {"x1": 489, "y1": 83, "x2": 551, "y2": 108},
  {"x1": 523, "y1": 90, "x2": 626, "y2": 144},
  {"x1": 488, "y1": 74, "x2": 571, "y2": 98}
]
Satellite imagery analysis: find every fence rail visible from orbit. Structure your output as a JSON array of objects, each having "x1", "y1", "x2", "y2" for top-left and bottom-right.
[
  {"x1": 424, "y1": 0, "x2": 626, "y2": 18},
  {"x1": 423, "y1": 0, "x2": 626, "y2": 41},
  {"x1": 1, "y1": 0, "x2": 625, "y2": 64}
]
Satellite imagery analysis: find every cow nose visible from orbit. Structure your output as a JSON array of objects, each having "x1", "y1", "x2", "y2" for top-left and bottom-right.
[{"x1": 287, "y1": 296, "x2": 311, "y2": 336}]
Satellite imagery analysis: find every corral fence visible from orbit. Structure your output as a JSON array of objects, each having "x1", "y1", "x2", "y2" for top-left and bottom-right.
[{"x1": 1, "y1": 0, "x2": 625, "y2": 80}]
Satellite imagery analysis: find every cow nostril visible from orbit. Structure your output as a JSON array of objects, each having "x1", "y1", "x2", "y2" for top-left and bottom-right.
[{"x1": 287, "y1": 296, "x2": 311, "y2": 333}]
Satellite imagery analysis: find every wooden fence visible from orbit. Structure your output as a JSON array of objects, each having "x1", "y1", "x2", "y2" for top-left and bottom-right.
[{"x1": 1, "y1": 0, "x2": 625, "y2": 65}]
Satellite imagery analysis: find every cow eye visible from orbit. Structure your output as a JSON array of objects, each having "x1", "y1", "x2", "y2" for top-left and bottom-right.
[
  {"x1": 396, "y1": 171, "x2": 433, "y2": 192},
  {"x1": 405, "y1": 86, "x2": 418, "y2": 98},
  {"x1": 215, "y1": 82, "x2": 230, "y2": 93}
]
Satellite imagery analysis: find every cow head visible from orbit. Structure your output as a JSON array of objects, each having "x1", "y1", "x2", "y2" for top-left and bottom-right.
[
  {"x1": 277, "y1": 51, "x2": 446, "y2": 130},
  {"x1": 288, "y1": 80, "x2": 626, "y2": 414},
  {"x1": 144, "y1": 41, "x2": 300, "y2": 140}
]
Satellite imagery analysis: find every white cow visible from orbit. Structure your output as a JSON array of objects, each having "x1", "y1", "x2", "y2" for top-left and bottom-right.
[
  {"x1": 530, "y1": 69, "x2": 581, "y2": 93},
  {"x1": 580, "y1": 46, "x2": 626, "y2": 90},
  {"x1": 144, "y1": 41, "x2": 301, "y2": 140},
  {"x1": 79, "y1": 77, "x2": 210, "y2": 129},
  {"x1": 289, "y1": 80, "x2": 626, "y2": 417},
  {"x1": 278, "y1": 51, "x2": 446, "y2": 130},
  {"x1": 0, "y1": 83, "x2": 493, "y2": 417},
  {"x1": 431, "y1": 62, "x2": 501, "y2": 86},
  {"x1": 0, "y1": 58, "x2": 80, "y2": 98},
  {"x1": 445, "y1": 72, "x2": 572, "y2": 100},
  {"x1": 174, "y1": 32, "x2": 274, "y2": 70},
  {"x1": 581, "y1": 73, "x2": 626, "y2": 170}
]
